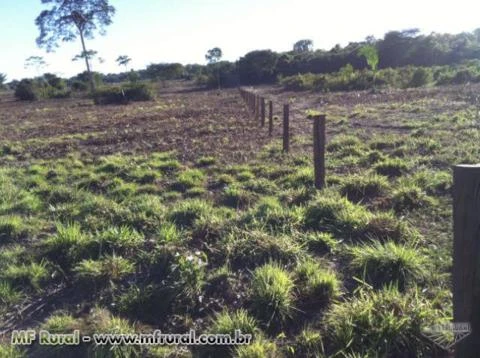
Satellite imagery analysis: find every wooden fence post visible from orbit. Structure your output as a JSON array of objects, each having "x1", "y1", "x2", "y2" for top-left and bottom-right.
[
  {"x1": 453, "y1": 164, "x2": 480, "y2": 357},
  {"x1": 312, "y1": 114, "x2": 326, "y2": 189},
  {"x1": 268, "y1": 100, "x2": 273, "y2": 136},
  {"x1": 283, "y1": 104, "x2": 289, "y2": 153},
  {"x1": 256, "y1": 95, "x2": 260, "y2": 121},
  {"x1": 261, "y1": 98, "x2": 266, "y2": 127}
]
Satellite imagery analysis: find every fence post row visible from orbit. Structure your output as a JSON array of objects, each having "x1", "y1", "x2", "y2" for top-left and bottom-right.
[
  {"x1": 453, "y1": 164, "x2": 480, "y2": 358},
  {"x1": 312, "y1": 114, "x2": 326, "y2": 189}
]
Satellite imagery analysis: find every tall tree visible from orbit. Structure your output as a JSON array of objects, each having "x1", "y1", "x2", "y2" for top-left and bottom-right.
[
  {"x1": 293, "y1": 39, "x2": 313, "y2": 53},
  {"x1": 35, "y1": 0, "x2": 116, "y2": 92},
  {"x1": 205, "y1": 47, "x2": 222, "y2": 89},
  {"x1": 116, "y1": 55, "x2": 132, "y2": 71}
]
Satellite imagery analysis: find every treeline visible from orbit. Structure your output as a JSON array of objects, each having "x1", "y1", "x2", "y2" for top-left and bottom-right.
[
  {"x1": 7, "y1": 27, "x2": 480, "y2": 94},
  {"x1": 134, "y1": 28, "x2": 480, "y2": 87}
]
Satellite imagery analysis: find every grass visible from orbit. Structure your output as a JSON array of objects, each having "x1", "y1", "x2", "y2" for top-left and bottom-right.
[
  {"x1": 323, "y1": 286, "x2": 442, "y2": 357},
  {"x1": 340, "y1": 174, "x2": 389, "y2": 202},
  {"x1": 0, "y1": 84, "x2": 462, "y2": 356},
  {"x1": 250, "y1": 262, "x2": 295, "y2": 330},
  {"x1": 349, "y1": 241, "x2": 428, "y2": 290},
  {"x1": 295, "y1": 259, "x2": 341, "y2": 306}
]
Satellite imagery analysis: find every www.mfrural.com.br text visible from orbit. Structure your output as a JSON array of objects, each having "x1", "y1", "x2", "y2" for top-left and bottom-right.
[{"x1": 10, "y1": 329, "x2": 252, "y2": 346}]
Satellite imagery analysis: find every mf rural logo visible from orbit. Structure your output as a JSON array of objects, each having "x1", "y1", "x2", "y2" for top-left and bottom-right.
[{"x1": 421, "y1": 322, "x2": 471, "y2": 351}]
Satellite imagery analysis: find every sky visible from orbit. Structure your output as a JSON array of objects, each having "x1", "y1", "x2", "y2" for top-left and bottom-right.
[{"x1": 1, "y1": 0, "x2": 480, "y2": 81}]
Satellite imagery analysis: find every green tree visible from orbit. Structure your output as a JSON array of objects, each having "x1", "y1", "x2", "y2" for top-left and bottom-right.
[
  {"x1": 238, "y1": 50, "x2": 279, "y2": 85},
  {"x1": 293, "y1": 39, "x2": 313, "y2": 53},
  {"x1": 116, "y1": 55, "x2": 131, "y2": 71},
  {"x1": 35, "y1": 0, "x2": 116, "y2": 93},
  {"x1": 358, "y1": 44, "x2": 379, "y2": 89},
  {"x1": 205, "y1": 47, "x2": 222, "y2": 89}
]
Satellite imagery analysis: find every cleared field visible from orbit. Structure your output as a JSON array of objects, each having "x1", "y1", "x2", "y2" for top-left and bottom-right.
[{"x1": 1, "y1": 82, "x2": 479, "y2": 357}]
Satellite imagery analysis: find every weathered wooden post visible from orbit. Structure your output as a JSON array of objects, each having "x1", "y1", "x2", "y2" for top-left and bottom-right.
[
  {"x1": 261, "y1": 98, "x2": 266, "y2": 127},
  {"x1": 453, "y1": 164, "x2": 480, "y2": 357},
  {"x1": 312, "y1": 114, "x2": 326, "y2": 189},
  {"x1": 283, "y1": 104, "x2": 290, "y2": 153},
  {"x1": 268, "y1": 100, "x2": 273, "y2": 136},
  {"x1": 256, "y1": 95, "x2": 260, "y2": 121}
]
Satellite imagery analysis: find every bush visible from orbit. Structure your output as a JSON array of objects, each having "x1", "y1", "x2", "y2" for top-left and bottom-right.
[
  {"x1": 408, "y1": 67, "x2": 432, "y2": 87},
  {"x1": 71, "y1": 80, "x2": 88, "y2": 91},
  {"x1": 94, "y1": 83, "x2": 154, "y2": 105},
  {"x1": 14, "y1": 79, "x2": 37, "y2": 101}
]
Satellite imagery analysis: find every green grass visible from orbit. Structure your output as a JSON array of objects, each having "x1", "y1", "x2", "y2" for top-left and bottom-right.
[
  {"x1": 295, "y1": 258, "x2": 341, "y2": 305},
  {"x1": 323, "y1": 286, "x2": 442, "y2": 357},
  {"x1": 250, "y1": 262, "x2": 295, "y2": 329},
  {"x1": 349, "y1": 241, "x2": 428, "y2": 290},
  {"x1": 0, "y1": 87, "x2": 462, "y2": 356}
]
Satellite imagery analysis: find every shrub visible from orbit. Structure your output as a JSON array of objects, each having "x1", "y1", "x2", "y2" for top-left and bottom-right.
[
  {"x1": 93, "y1": 86, "x2": 129, "y2": 105},
  {"x1": 349, "y1": 241, "x2": 428, "y2": 290},
  {"x1": 124, "y1": 82, "x2": 154, "y2": 101},
  {"x1": 71, "y1": 80, "x2": 88, "y2": 91},
  {"x1": 323, "y1": 286, "x2": 440, "y2": 356},
  {"x1": 408, "y1": 67, "x2": 432, "y2": 87},
  {"x1": 93, "y1": 83, "x2": 154, "y2": 105},
  {"x1": 14, "y1": 79, "x2": 37, "y2": 101},
  {"x1": 250, "y1": 262, "x2": 295, "y2": 329}
]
